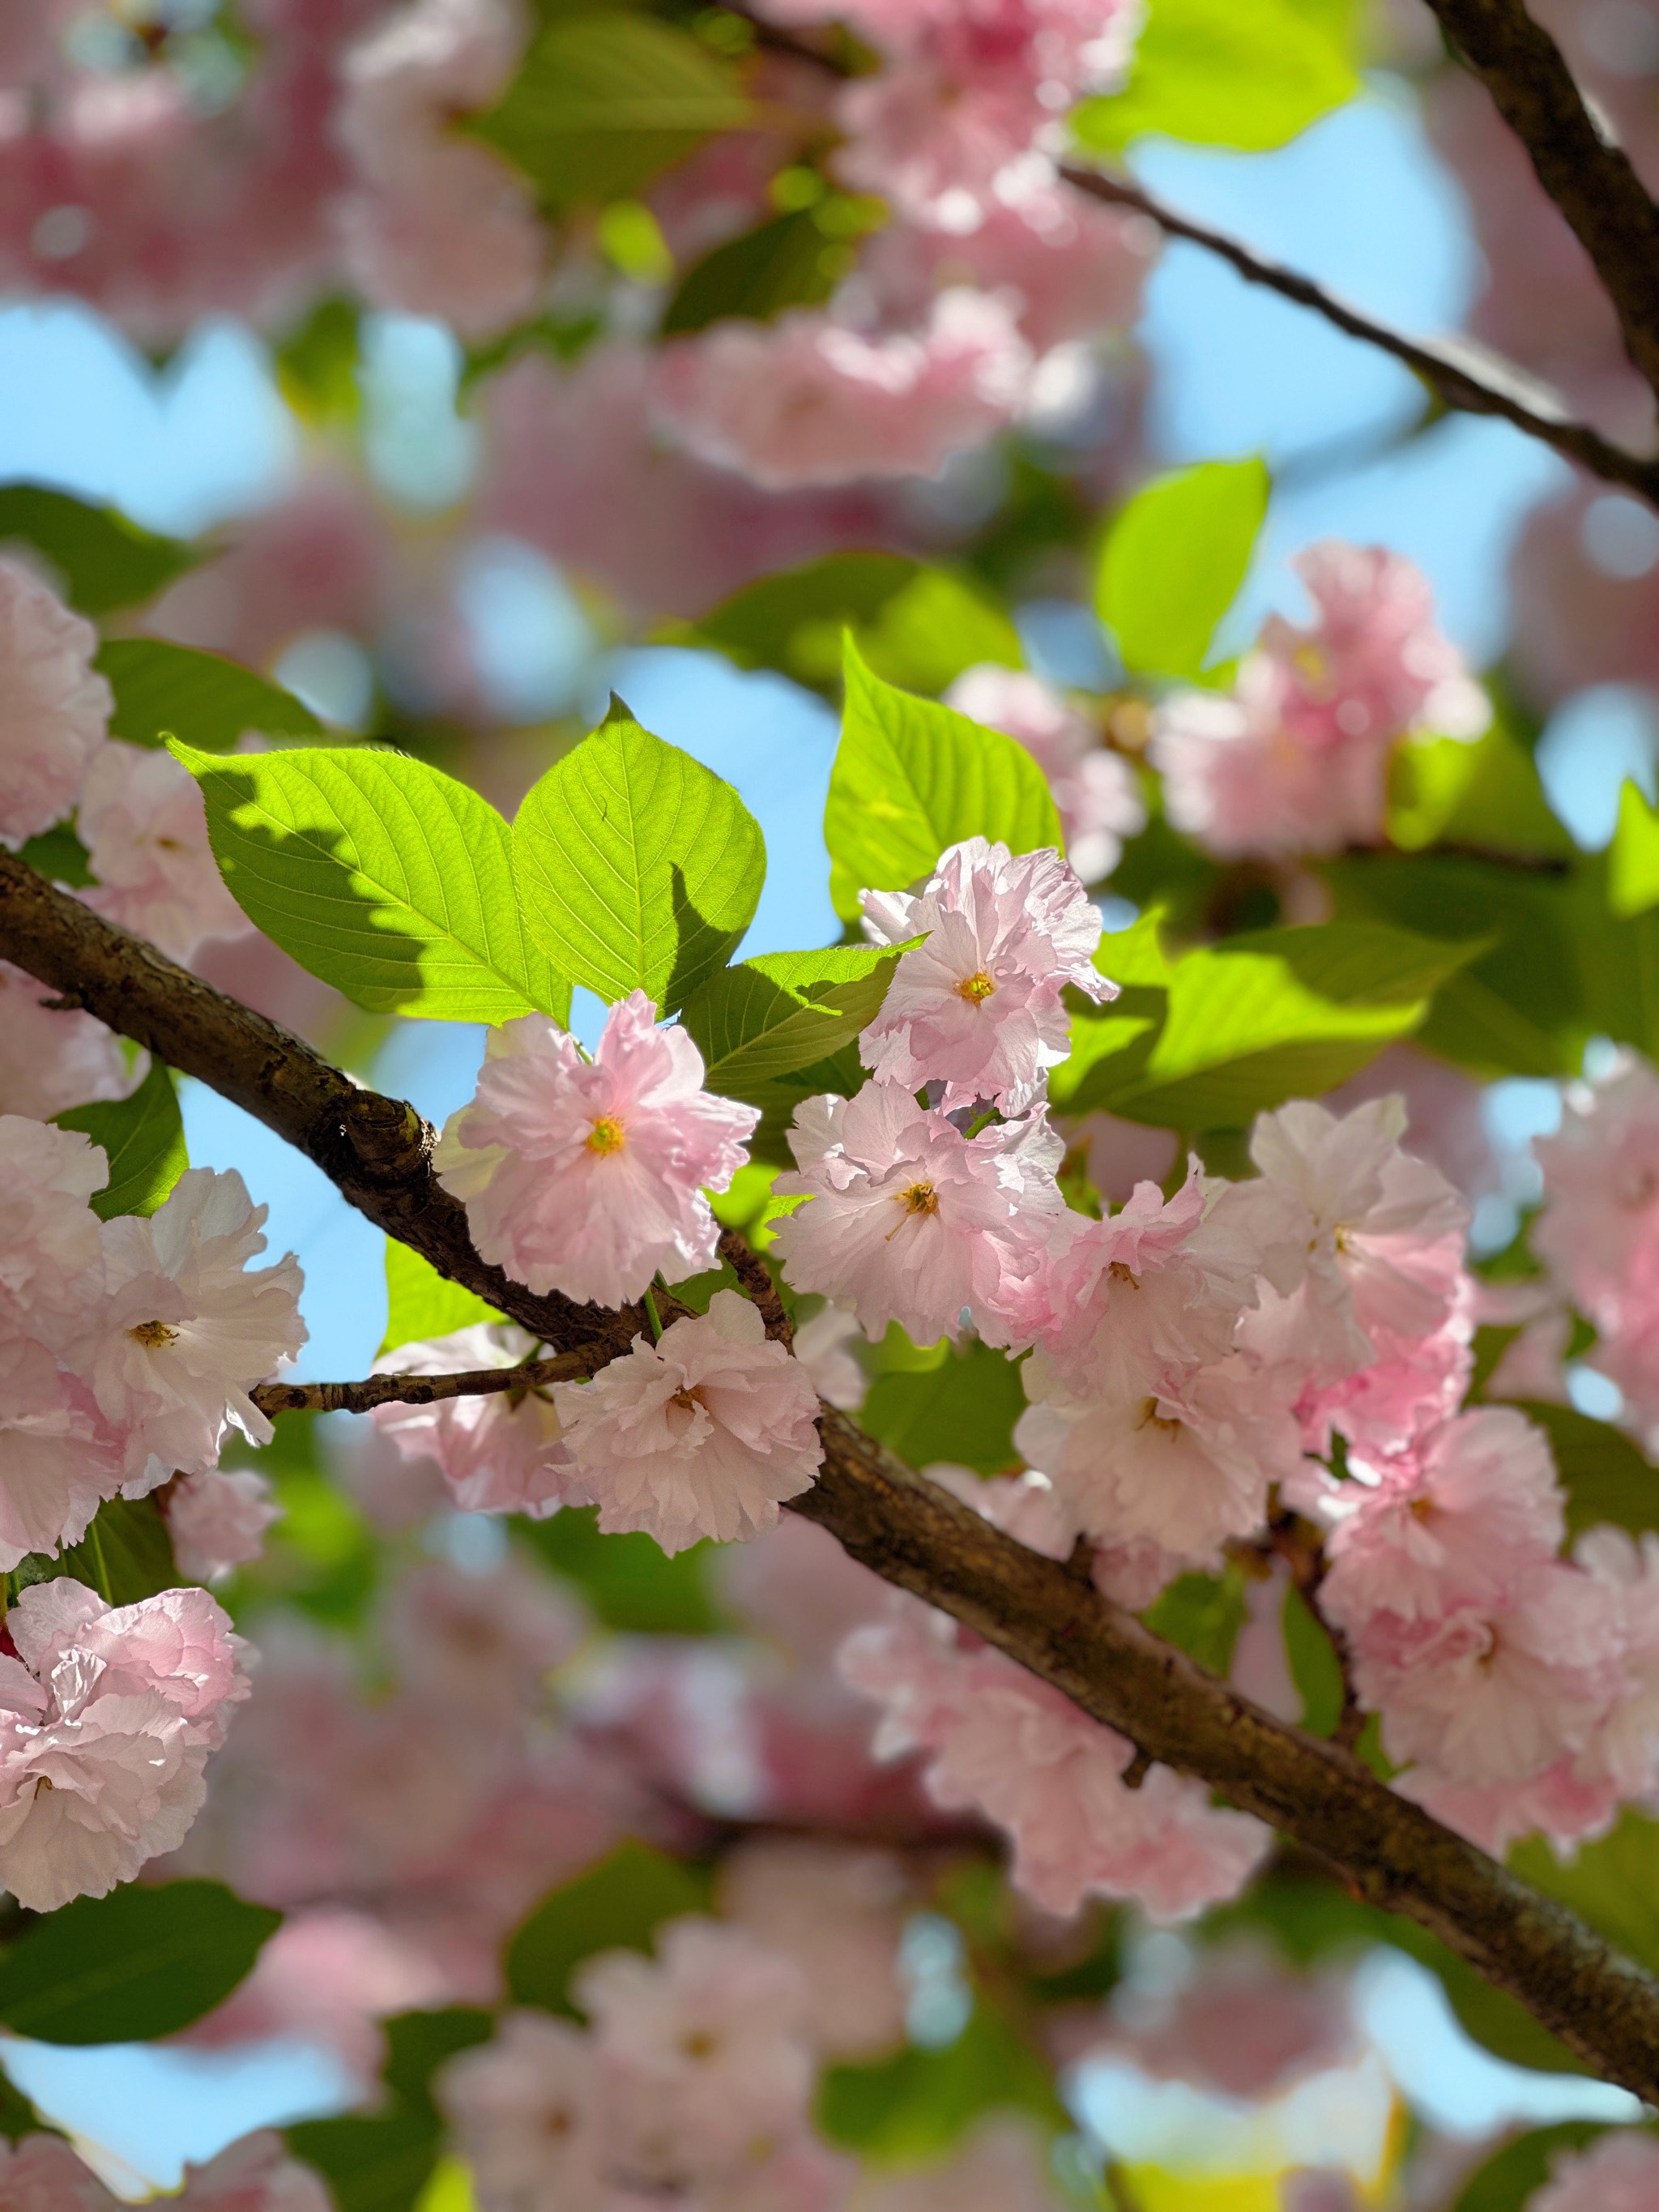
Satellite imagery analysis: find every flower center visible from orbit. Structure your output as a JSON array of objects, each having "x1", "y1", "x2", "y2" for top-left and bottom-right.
[
  {"x1": 586, "y1": 1117, "x2": 626, "y2": 1155},
  {"x1": 1136, "y1": 1396, "x2": 1181, "y2": 1437},
  {"x1": 899, "y1": 1181, "x2": 939, "y2": 1216},
  {"x1": 680, "y1": 2029, "x2": 719, "y2": 2059},
  {"x1": 956, "y1": 969, "x2": 997, "y2": 1004},
  {"x1": 1107, "y1": 1262, "x2": 1139, "y2": 1287},
  {"x1": 670, "y1": 1385, "x2": 706, "y2": 1412},
  {"x1": 128, "y1": 1319, "x2": 179, "y2": 1348}
]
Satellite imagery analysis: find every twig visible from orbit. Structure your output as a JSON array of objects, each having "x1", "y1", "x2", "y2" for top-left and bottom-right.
[
  {"x1": 1418, "y1": 0, "x2": 1659, "y2": 404},
  {"x1": 8, "y1": 850, "x2": 1659, "y2": 2100},
  {"x1": 1060, "y1": 164, "x2": 1659, "y2": 506},
  {"x1": 249, "y1": 1351, "x2": 596, "y2": 1419}
]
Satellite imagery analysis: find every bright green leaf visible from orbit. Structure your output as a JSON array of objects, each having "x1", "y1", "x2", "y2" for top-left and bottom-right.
[
  {"x1": 1143, "y1": 1565, "x2": 1248, "y2": 1676},
  {"x1": 825, "y1": 639, "x2": 1062, "y2": 919},
  {"x1": 0, "y1": 1882, "x2": 279, "y2": 2044},
  {"x1": 1095, "y1": 458, "x2": 1269, "y2": 681},
  {"x1": 98, "y1": 638, "x2": 323, "y2": 752},
  {"x1": 0, "y1": 483, "x2": 198, "y2": 615},
  {"x1": 679, "y1": 942, "x2": 911, "y2": 1100},
  {"x1": 854, "y1": 567, "x2": 1024, "y2": 698},
  {"x1": 506, "y1": 1841, "x2": 710, "y2": 2016},
  {"x1": 1073, "y1": 0, "x2": 1360, "y2": 155},
  {"x1": 57, "y1": 1057, "x2": 188, "y2": 1219},
  {"x1": 511, "y1": 701, "x2": 766, "y2": 1013},
  {"x1": 662, "y1": 209, "x2": 840, "y2": 334},
  {"x1": 1610, "y1": 779, "x2": 1659, "y2": 916},
  {"x1": 1388, "y1": 723, "x2": 1571, "y2": 862},
  {"x1": 173, "y1": 741, "x2": 570, "y2": 1023},
  {"x1": 1452, "y1": 2124, "x2": 1615, "y2": 2212},
  {"x1": 473, "y1": 14, "x2": 750, "y2": 208},
  {"x1": 382, "y1": 1241, "x2": 505, "y2": 1359},
  {"x1": 274, "y1": 295, "x2": 364, "y2": 427},
  {"x1": 860, "y1": 1337, "x2": 1028, "y2": 1474}
]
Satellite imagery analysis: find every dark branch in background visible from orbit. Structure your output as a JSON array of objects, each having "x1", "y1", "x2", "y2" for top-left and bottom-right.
[
  {"x1": 1417, "y1": 0, "x2": 1659, "y2": 404},
  {"x1": 1060, "y1": 164, "x2": 1659, "y2": 506},
  {"x1": 250, "y1": 1351, "x2": 596, "y2": 1419},
  {"x1": 8, "y1": 853, "x2": 1659, "y2": 2102}
]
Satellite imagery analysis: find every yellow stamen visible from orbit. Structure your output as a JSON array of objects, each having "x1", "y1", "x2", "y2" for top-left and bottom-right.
[
  {"x1": 886, "y1": 1180, "x2": 940, "y2": 1239},
  {"x1": 956, "y1": 969, "x2": 997, "y2": 1004},
  {"x1": 128, "y1": 1319, "x2": 179, "y2": 1348},
  {"x1": 586, "y1": 1116, "x2": 626, "y2": 1155},
  {"x1": 1136, "y1": 1395, "x2": 1180, "y2": 1437}
]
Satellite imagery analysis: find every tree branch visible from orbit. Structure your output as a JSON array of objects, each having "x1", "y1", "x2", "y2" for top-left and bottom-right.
[
  {"x1": 8, "y1": 850, "x2": 1659, "y2": 2100},
  {"x1": 1417, "y1": 0, "x2": 1659, "y2": 404},
  {"x1": 1060, "y1": 163, "x2": 1659, "y2": 506},
  {"x1": 249, "y1": 1351, "x2": 596, "y2": 1419}
]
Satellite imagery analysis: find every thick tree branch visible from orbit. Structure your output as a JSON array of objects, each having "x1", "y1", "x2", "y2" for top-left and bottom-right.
[
  {"x1": 249, "y1": 1352, "x2": 595, "y2": 1419},
  {"x1": 1417, "y1": 0, "x2": 1659, "y2": 404},
  {"x1": 8, "y1": 853, "x2": 1659, "y2": 2101},
  {"x1": 1060, "y1": 164, "x2": 1659, "y2": 505}
]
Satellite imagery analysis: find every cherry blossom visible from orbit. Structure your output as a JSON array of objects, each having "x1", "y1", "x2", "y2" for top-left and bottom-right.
[
  {"x1": 792, "y1": 1304, "x2": 869, "y2": 1412},
  {"x1": 859, "y1": 835, "x2": 1117, "y2": 1110},
  {"x1": 552, "y1": 1291, "x2": 823, "y2": 1554},
  {"x1": 376, "y1": 1557, "x2": 586, "y2": 1716},
  {"x1": 652, "y1": 292, "x2": 1034, "y2": 491},
  {"x1": 852, "y1": 2119, "x2": 1073, "y2": 2212},
  {"x1": 173, "y1": 2133, "x2": 333, "y2": 2212},
  {"x1": 435, "y1": 993, "x2": 758, "y2": 1307},
  {"x1": 371, "y1": 1322, "x2": 578, "y2": 1517},
  {"x1": 66, "y1": 1167, "x2": 306, "y2": 1488},
  {"x1": 0, "y1": 557, "x2": 109, "y2": 849},
  {"x1": 0, "y1": 1579, "x2": 251, "y2": 1911},
  {"x1": 164, "y1": 1466, "x2": 284, "y2": 1585},
  {"x1": 0, "y1": 2134, "x2": 118, "y2": 2210},
  {"x1": 0, "y1": 1335, "x2": 126, "y2": 1573},
  {"x1": 439, "y1": 2009, "x2": 608, "y2": 2211},
  {"x1": 718, "y1": 1837, "x2": 908, "y2": 2060},
  {"x1": 0, "y1": 1115, "x2": 107, "y2": 1350},
  {"x1": 1529, "y1": 2129, "x2": 1659, "y2": 2211},
  {"x1": 1153, "y1": 544, "x2": 1487, "y2": 860},
  {"x1": 771, "y1": 1083, "x2": 1064, "y2": 1345},
  {"x1": 943, "y1": 667, "x2": 1145, "y2": 882},
  {"x1": 0, "y1": 959, "x2": 130, "y2": 1121},
  {"x1": 77, "y1": 740, "x2": 250, "y2": 963}
]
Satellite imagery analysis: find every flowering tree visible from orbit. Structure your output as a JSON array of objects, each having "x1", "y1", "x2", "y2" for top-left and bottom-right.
[{"x1": 9, "y1": 1, "x2": 1659, "y2": 2207}]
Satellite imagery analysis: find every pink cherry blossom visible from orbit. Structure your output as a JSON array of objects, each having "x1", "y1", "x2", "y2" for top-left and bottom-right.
[
  {"x1": 770, "y1": 1082, "x2": 1064, "y2": 1346},
  {"x1": 377, "y1": 1557, "x2": 586, "y2": 1716},
  {"x1": 0, "y1": 1335, "x2": 126, "y2": 1573},
  {"x1": 792, "y1": 1304, "x2": 868, "y2": 1412},
  {"x1": 1221, "y1": 1095, "x2": 1470, "y2": 1392},
  {"x1": 575, "y1": 1916, "x2": 816, "y2": 2182},
  {"x1": 1529, "y1": 2130, "x2": 1659, "y2": 2212},
  {"x1": 553, "y1": 1291, "x2": 822, "y2": 1554},
  {"x1": 77, "y1": 740, "x2": 249, "y2": 963},
  {"x1": 1323, "y1": 1042, "x2": 1499, "y2": 1204},
  {"x1": 0, "y1": 557, "x2": 109, "y2": 848},
  {"x1": 336, "y1": 0, "x2": 546, "y2": 339},
  {"x1": 66, "y1": 1166, "x2": 306, "y2": 1487},
  {"x1": 1102, "y1": 1939, "x2": 1357, "y2": 2101},
  {"x1": 439, "y1": 2009, "x2": 608, "y2": 2210},
  {"x1": 0, "y1": 959, "x2": 130, "y2": 1121},
  {"x1": 651, "y1": 292, "x2": 1033, "y2": 491},
  {"x1": 0, "y1": 2135, "x2": 119, "y2": 2210},
  {"x1": 164, "y1": 1465, "x2": 283, "y2": 1585},
  {"x1": 370, "y1": 1322, "x2": 578, "y2": 1518},
  {"x1": 943, "y1": 668, "x2": 1145, "y2": 882},
  {"x1": 1153, "y1": 544, "x2": 1486, "y2": 860},
  {"x1": 1319, "y1": 1408, "x2": 1565, "y2": 1630},
  {"x1": 859, "y1": 836, "x2": 1118, "y2": 1109},
  {"x1": 435, "y1": 993, "x2": 758, "y2": 1308},
  {"x1": 842, "y1": 1595, "x2": 1270, "y2": 1919},
  {"x1": 1350, "y1": 1561, "x2": 1626, "y2": 1788},
  {"x1": 0, "y1": 1114, "x2": 107, "y2": 1349},
  {"x1": 0, "y1": 1578, "x2": 251, "y2": 1910},
  {"x1": 718, "y1": 1837, "x2": 908, "y2": 2061},
  {"x1": 852, "y1": 2120, "x2": 1069, "y2": 2212},
  {"x1": 173, "y1": 2133, "x2": 332, "y2": 2212}
]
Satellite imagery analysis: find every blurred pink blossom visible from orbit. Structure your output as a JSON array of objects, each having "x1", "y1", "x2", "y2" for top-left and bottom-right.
[
  {"x1": 0, "y1": 959, "x2": 130, "y2": 1121},
  {"x1": 371, "y1": 1322, "x2": 578, "y2": 1518},
  {"x1": 944, "y1": 668, "x2": 1145, "y2": 881},
  {"x1": 78, "y1": 739, "x2": 250, "y2": 963},
  {"x1": 163, "y1": 1464, "x2": 283, "y2": 1585},
  {"x1": 0, "y1": 557, "x2": 109, "y2": 848}
]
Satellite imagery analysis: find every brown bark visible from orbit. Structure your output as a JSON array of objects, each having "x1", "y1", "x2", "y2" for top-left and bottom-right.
[
  {"x1": 249, "y1": 1350, "x2": 595, "y2": 1418},
  {"x1": 7, "y1": 849, "x2": 1659, "y2": 2099}
]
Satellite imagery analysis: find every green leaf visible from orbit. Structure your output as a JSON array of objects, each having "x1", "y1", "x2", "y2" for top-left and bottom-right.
[
  {"x1": 473, "y1": 14, "x2": 750, "y2": 208},
  {"x1": 860, "y1": 1337, "x2": 1028, "y2": 1474},
  {"x1": 679, "y1": 942, "x2": 911, "y2": 1101},
  {"x1": 0, "y1": 1881, "x2": 279, "y2": 2044},
  {"x1": 382, "y1": 2009, "x2": 495, "y2": 2124},
  {"x1": 0, "y1": 483, "x2": 198, "y2": 615},
  {"x1": 1095, "y1": 458, "x2": 1269, "y2": 681},
  {"x1": 511, "y1": 701, "x2": 766, "y2": 1014},
  {"x1": 274, "y1": 295, "x2": 364, "y2": 428},
  {"x1": 1282, "y1": 1581, "x2": 1346, "y2": 1736},
  {"x1": 825, "y1": 640, "x2": 1062, "y2": 920},
  {"x1": 1142, "y1": 1565, "x2": 1247, "y2": 1676},
  {"x1": 16, "y1": 822, "x2": 93, "y2": 888},
  {"x1": 1452, "y1": 2123, "x2": 1616, "y2": 2212},
  {"x1": 286, "y1": 2112, "x2": 441, "y2": 2212},
  {"x1": 1388, "y1": 723, "x2": 1570, "y2": 863},
  {"x1": 854, "y1": 568, "x2": 1025, "y2": 699},
  {"x1": 56, "y1": 1057, "x2": 187, "y2": 1220},
  {"x1": 517, "y1": 1506, "x2": 720, "y2": 1633},
  {"x1": 818, "y1": 2005, "x2": 1066, "y2": 2160},
  {"x1": 1056, "y1": 919, "x2": 1480, "y2": 1128},
  {"x1": 382, "y1": 1241, "x2": 505, "y2": 1359},
  {"x1": 662, "y1": 210, "x2": 841, "y2": 335},
  {"x1": 506, "y1": 1841, "x2": 710, "y2": 2016},
  {"x1": 173, "y1": 741, "x2": 570, "y2": 1023},
  {"x1": 1508, "y1": 1399, "x2": 1659, "y2": 1539},
  {"x1": 1073, "y1": 0, "x2": 1361, "y2": 155},
  {"x1": 52, "y1": 1495, "x2": 178, "y2": 1606},
  {"x1": 98, "y1": 638, "x2": 323, "y2": 752},
  {"x1": 1511, "y1": 1810, "x2": 1659, "y2": 1978},
  {"x1": 1610, "y1": 779, "x2": 1659, "y2": 916}
]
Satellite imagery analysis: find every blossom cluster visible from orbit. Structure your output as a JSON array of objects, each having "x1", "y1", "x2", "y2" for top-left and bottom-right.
[
  {"x1": 0, "y1": 2128, "x2": 326, "y2": 2210},
  {"x1": 441, "y1": 1917, "x2": 851, "y2": 2212}
]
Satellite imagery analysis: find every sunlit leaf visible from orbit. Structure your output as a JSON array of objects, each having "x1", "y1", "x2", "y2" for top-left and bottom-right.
[
  {"x1": 98, "y1": 638, "x2": 323, "y2": 752},
  {"x1": 1073, "y1": 0, "x2": 1360, "y2": 154},
  {"x1": 1095, "y1": 457, "x2": 1268, "y2": 681},
  {"x1": 679, "y1": 942, "x2": 911, "y2": 1100},
  {"x1": 0, "y1": 483, "x2": 198, "y2": 614},
  {"x1": 56, "y1": 1057, "x2": 187, "y2": 1220}
]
